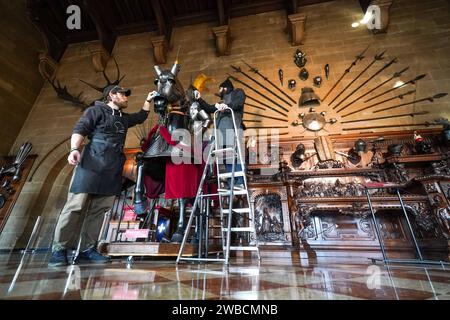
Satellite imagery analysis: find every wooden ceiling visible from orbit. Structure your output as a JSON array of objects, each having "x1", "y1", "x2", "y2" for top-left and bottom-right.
[{"x1": 26, "y1": 0, "x2": 344, "y2": 62}]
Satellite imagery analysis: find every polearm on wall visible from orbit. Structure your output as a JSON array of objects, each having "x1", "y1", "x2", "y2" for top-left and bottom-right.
[
  {"x1": 241, "y1": 60, "x2": 296, "y2": 104},
  {"x1": 322, "y1": 44, "x2": 370, "y2": 101},
  {"x1": 329, "y1": 50, "x2": 386, "y2": 106}
]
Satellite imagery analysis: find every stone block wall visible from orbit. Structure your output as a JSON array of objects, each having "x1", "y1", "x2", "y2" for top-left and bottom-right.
[{"x1": 1, "y1": 0, "x2": 449, "y2": 249}]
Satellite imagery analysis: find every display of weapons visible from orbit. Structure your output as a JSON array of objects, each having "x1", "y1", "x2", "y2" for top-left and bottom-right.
[
  {"x1": 245, "y1": 102, "x2": 266, "y2": 111},
  {"x1": 343, "y1": 122, "x2": 438, "y2": 131},
  {"x1": 244, "y1": 111, "x2": 287, "y2": 122},
  {"x1": 243, "y1": 119, "x2": 262, "y2": 122},
  {"x1": 230, "y1": 65, "x2": 293, "y2": 106},
  {"x1": 278, "y1": 69, "x2": 284, "y2": 86},
  {"x1": 246, "y1": 95, "x2": 288, "y2": 117},
  {"x1": 329, "y1": 50, "x2": 386, "y2": 106},
  {"x1": 325, "y1": 64, "x2": 329, "y2": 80},
  {"x1": 336, "y1": 66, "x2": 410, "y2": 115},
  {"x1": 341, "y1": 111, "x2": 429, "y2": 124},
  {"x1": 227, "y1": 74, "x2": 290, "y2": 113},
  {"x1": 364, "y1": 74, "x2": 427, "y2": 103},
  {"x1": 0, "y1": 142, "x2": 33, "y2": 182},
  {"x1": 245, "y1": 125, "x2": 289, "y2": 129},
  {"x1": 322, "y1": 44, "x2": 370, "y2": 101},
  {"x1": 374, "y1": 93, "x2": 448, "y2": 113},
  {"x1": 341, "y1": 90, "x2": 416, "y2": 118},
  {"x1": 334, "y1": 57, "x2": 398, "y2": 112},
  {"x1": 246, "y1": 95, "x2": 287, "y2": 117},
  {"x1": 242, "y1": 60, "x2": 296, "y2": 104}
]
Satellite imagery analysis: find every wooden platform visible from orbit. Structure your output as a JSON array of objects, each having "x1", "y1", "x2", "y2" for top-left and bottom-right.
[{"x1": 105, "y1": 242, "x2": 222, "y2": 257}]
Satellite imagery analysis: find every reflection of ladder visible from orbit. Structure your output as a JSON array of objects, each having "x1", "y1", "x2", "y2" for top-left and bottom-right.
[
  {"x1": 364, "y1": 182, "x2": 449, "y2": 267},
  {"x1": 176, "y1": 106, "x2": 260, "y2": 265}
]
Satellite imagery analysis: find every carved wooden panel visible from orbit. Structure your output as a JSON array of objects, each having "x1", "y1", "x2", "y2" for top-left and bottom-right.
[{"x1": 249, "y1": 185, "x2": 292, "y2": 246}]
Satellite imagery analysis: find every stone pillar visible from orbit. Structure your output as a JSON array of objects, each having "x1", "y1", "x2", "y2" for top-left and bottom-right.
[
  {"x1": 87, "y1": 43, "x2": 111, "y2": 72},
  {"x1": 371, "y1": 0, "x2": 393, "y2": 34},
  {"x1": 287, "y1": 13, "x2": 307, "y2": 46},
  {"x1": 212, "y1": 25, "x2": 231, "y2": 56},
  {"x1": 38, "y1": 52, "x2": 59, "y2": 81},
  {"x1": 151, "y1": 35, "x2": 169, "y2": 64}
]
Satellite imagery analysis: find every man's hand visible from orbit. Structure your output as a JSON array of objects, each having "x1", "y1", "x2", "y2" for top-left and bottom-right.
[
  {"x1": 215, "y1": 103, "x2": 228, "y2": 112},
  {"x1": 193, "y1": 90, "x2": 201, "y2": 100},
  {"x1": 146, "y1": 91, "x2": 158, "y2": 102},
  {"x1": 68, "y1": 150, "x2": 81, "y2": 166}
]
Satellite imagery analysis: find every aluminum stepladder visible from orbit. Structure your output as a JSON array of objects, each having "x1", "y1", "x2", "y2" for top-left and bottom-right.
[
  {"x1": 176, "y1": 106, "x2": 260, "y2": 265},
  {"x1": 364, "y1": 181, "x2": 449, "y2": 268}
]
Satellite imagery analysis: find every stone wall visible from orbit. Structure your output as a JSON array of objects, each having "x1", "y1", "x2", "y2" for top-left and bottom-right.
[
  {"x1": 1, "y1": 0, "x2": 449, "y2": 249},
  {"x1": 0, "y1": 0, "x2": 44, "y2": 156}
]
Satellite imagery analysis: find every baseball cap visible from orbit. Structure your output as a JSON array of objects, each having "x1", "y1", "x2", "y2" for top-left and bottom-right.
[{"x1": 103, "y1": 85, "x2": 131, "y2": 98}]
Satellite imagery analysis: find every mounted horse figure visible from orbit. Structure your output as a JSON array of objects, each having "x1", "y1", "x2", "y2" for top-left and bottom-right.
[{"x1": 133, "y1": 59, "x2": 211, "y2": 243}]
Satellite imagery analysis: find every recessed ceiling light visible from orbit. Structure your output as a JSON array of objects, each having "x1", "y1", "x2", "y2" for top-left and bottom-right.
[{"x1": 351, "y1": 22, "x2": 360, "y2": 28}]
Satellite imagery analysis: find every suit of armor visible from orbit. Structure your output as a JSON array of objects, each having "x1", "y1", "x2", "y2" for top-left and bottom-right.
[{"x1": 134, "y1": 61, "x2": 210, "y2": 242}]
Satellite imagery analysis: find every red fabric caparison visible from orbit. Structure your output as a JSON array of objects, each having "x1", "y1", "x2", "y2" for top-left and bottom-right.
[{"x1": 142, "y1": 124, "x2": 203, "y2": 199}]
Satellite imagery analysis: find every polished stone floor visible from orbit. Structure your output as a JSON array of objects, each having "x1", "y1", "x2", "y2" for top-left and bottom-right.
[{"x1": 0, "y1": 252, "x2": 449, "y2": 300}]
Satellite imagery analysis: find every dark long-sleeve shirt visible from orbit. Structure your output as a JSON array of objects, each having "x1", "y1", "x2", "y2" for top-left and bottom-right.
[
  {"x1": 198, "y1": 89, "x2": 245, "y2": 131},
  {"x1": 73, "y1": 101, "x2": 149, "y2": 139}
]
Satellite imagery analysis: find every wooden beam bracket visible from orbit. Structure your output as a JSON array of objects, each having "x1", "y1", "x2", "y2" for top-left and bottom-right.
[
  {"x1": 87, "y1": 43, "x2": 111, "y2": 72},
  {"x1": 370, "y1": 0, "x2": 393, "y2": 34},
  {"x1": 212, "y1": 25, "x2": 231, "y2": 56},
  {"x1": 287, "y1": 13, "x2": 307, "y2": 46},
  {"x1": 151, "y1": 35, "x2": 169, "y2": 64}
]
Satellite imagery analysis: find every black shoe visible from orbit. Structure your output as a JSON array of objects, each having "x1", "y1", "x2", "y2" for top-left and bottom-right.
[
  {"x1": 48, "y1": 249, "x2": 68, "y2": 267},
  {"x1": 74, "y1": 247, "x2": 111, "y2": 264}
]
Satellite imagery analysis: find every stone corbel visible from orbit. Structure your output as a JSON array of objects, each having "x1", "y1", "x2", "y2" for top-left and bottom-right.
[
  {"x1": 287, "y1": 13, "x2": 306, "y2": 46},
  {"x1": 87, "y1": 43, "x2": 111, "y2": 72},
  {"x1": 151, "y1": 35, "x2": 169, "y2": 64},
  {"x1": 370, "y1": 0, "x2": 393, "y2": 34},
  {"x1": 212, "y1": 25, "x2": 231, "y2": 56},
  {"x1": 38, "y1": 52, "x2": 59, "y2": 81}
]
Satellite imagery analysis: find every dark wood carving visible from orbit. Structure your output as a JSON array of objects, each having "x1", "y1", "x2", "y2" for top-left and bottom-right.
[
  {"x1": 249, "y1": 184, "x2": 292, "y2": 246},
  {"x1": 245, "y1": 129, "x2": 450, "y2": 260}
]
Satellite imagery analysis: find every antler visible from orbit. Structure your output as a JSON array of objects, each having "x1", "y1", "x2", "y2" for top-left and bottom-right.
[
  {"x1": 43, "y1": 74, "x2": 89, "y2": 110},
  {"x1": 79, "y1": 57, "x2": 126, "y2": 93}
]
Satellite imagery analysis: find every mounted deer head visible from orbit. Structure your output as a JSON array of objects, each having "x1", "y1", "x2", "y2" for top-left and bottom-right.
[
  {"x1": 43, "y1": 57, "x2": 126, "y2": 111},
  {"x1": 79, "y1": 57, "x2": 126, "y2": 93}
]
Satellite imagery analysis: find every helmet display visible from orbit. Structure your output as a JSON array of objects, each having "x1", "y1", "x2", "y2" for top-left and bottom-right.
[
  {"x1": 294, "y1": 49, "x2": 307, "y2": 68},
  {"x1": 299, "y1": 87, "x2": 320, "y2": 107},
  {"x1": 299, "y1": 68, "x2": 309, "y2": 81},
  {"x1": 288, "y1": 79, "x2": 296, "y2": 90},
  {"x1": 313, "y1": 76, "x2": 322, "y2": 87}
]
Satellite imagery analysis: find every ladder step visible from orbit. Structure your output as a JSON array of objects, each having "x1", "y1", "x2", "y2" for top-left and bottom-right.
[
  {"x1": 229, "y1": 246, "x2": 259, "y2": 251},
  {"x1": 198, "y1": 189, "x2": 248, "y2": 197},
  {"x1": 222, "y1": 208, "x2": 251, "y2": 214},
  {"x1": 218, "y1": 189, "x2": 248, "y2": 196},
  {"x1": 218, "y1": 172, "x2": 245, "y2": 179},
  {"x1": 212, "y1": 148, "x2": 235, "y2": 154},
  {"x1": 222, "y1": 227, "x2": 255, "y2": 232}
]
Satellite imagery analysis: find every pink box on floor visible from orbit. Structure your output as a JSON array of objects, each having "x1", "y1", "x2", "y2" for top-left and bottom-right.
[
  {"x1": 123, "y1": 205, "x2": 137, "y2": 221},
  {"x1": 124, "y1": 229, "x2": 149, "y2": 240}
]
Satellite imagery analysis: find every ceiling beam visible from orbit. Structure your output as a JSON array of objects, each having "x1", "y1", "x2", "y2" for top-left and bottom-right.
[
  {"x1": 82, "y1": 0, "x2": 117, "y2": 54},
  {"x1": 26, "y1": 0, "x2": 67, "y2": 62},
  {"x1": 286, "y1": 0, "x2": 299, "y2": 15},
  {"x1": 150, "y1": 0, "x2": 171, "y2": 38},
  {"x1": 216, "y1": 0, "x2": 228, "y2": 26}
]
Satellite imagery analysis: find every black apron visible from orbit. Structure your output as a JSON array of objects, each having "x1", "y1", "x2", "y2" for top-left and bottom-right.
[{"x1": 70, "y1": 132, "x2": 126, "y2": 196}]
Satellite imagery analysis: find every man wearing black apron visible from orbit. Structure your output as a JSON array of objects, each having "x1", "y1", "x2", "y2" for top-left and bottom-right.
[{"x1": 48, "y1": 85, "x2": 155, "y2": 267}]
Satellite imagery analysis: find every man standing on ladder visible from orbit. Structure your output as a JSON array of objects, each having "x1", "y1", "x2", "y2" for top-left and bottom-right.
[
  {"x1": 194, "y1": 79, "x2": 246, "y2": 189},
  {"x1": 48, "y1": 85, "x2": 153, "y2": 267}
]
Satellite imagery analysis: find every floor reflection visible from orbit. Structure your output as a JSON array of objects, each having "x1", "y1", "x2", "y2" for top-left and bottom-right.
[{"x1": 0, "y1": 253, "x2": 449, "y2": 300}]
